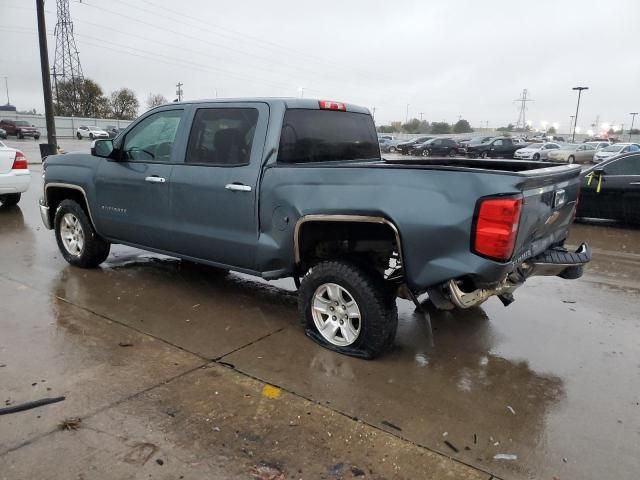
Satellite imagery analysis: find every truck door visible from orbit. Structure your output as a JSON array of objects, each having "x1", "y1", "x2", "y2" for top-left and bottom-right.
[
  {"x1": 168, "y1": 103, "x2": 268, "y2": 270},
  {"x1": 95, "y1": 108, "x2": 184, "y2": 250},
  {"x1": 602, "y1": 154, "x2": 640, "y2": 223}
]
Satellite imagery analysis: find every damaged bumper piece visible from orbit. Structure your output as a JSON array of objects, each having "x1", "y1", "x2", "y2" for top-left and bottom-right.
[{"x1": 445, "y1": 243, "x2": 591, "y2": 309}]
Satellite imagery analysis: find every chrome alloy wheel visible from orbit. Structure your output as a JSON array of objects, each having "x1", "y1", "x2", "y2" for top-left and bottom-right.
[
  {"x1": 60, "y1": 213, "x2": 85, "y2": 256},
  {"x1": 311, "y1": 283, "x2": 362, "y2": 346}
]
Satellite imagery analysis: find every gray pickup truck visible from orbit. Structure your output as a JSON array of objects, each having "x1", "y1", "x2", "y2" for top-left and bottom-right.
[{"x1": 39, "y1": 98, "x2": 590, "y2": 358}]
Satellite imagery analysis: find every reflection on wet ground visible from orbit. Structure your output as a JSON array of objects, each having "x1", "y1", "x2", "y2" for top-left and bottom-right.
[{"x1": 1, "y1": 168, "x2": 639, "y2": 479}]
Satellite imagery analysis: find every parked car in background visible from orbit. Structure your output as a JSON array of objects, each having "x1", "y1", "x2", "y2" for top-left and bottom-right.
[
  {"x1": 0, "y1": 128, "x2": 6, "y2": 139},
  {"x1": 458, "y1": 136, "x2": 493, "y2": 155},
  {"x1": 76, "y1": 125, "x2": 109, "y2": 140},
  {"x1": 465, "y1": 137, "x2": 526, "y2": 158},
  {"x1": 514, "y1": 142, "x2": 561, "y2": 161},
  {"x1": 585, "y1": 141, "x2": 611, "y2": 151},
  {"x1": 593, "y1": 143, "x2": 640, "y2": 163},
  {"x1": 0, "y1": 119, "x2": 40, "y2": 140},
  {"x1": 411, "y1": 138, "x2": 459, "y2": 157},
  {"x1": 546, "y1": 144, "x2": 596, "y2": 164},
  {"x1": 378, "y1": 137, "x2": 398, "y2": 153},
  {"x1": 577, "y1": 152, "x2": 640, "y2": 224},
  {"x1": 104, "y1": 125, "x2": 122, "y2": 138},
  {"x1": 0, "y1": 141, "x2": 30, "y2": 207},
  {"x1": 396, "y1": 136, "x2": 432, "y2": 155}
]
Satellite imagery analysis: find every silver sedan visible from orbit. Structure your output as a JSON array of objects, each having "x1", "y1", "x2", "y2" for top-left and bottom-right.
[
  {"x1": 514, "y1": 142, "x2": 561, "y2": 161},
  {"x1": 546, "y1": 144, "x2": 596, "y2": 164}
]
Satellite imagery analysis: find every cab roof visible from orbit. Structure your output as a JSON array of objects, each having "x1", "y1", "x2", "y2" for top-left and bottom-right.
[{"x1": 166, "y1": 97, "x2": 371, "y2": 115}]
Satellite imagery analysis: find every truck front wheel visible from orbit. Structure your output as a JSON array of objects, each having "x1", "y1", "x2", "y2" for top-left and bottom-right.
[
  {"x1": 298, "y1": 260, "x2": 398, "y2": 359},
  {"x1": 54, "y1": 199, "x2": 111, "y2": 268}
]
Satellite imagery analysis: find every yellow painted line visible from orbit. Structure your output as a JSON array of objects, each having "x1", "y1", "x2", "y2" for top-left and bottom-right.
[{"x1": 261, "y1": 384, "x2": 281, "y2": 399}]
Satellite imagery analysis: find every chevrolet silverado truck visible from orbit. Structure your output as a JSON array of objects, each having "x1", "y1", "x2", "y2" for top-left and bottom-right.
[
  {"x1": 466, "y1": 136, "x2": 528, "y2": 159},
  {"x1": 39, "y1": 98, "x2": 590, "y2": 358}
]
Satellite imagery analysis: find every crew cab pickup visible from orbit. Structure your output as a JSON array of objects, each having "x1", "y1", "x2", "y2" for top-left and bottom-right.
[
  {"x1": 39, "y1": 98, "x2": 590, "y2": 358},
  {"x1": 0, "y1": 119, "x2": 41, "y2": 140},
  {"x1": 466, "y1": 136, "x2": 528, "y2": 159}
]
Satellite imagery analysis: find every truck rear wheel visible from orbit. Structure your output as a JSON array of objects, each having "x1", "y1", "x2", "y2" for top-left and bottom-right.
[
  {"x1": 298, "y1": 260, "x2": 398, "y2": 359},
  {"x1": 54, "y1": 199, "x2": 111, "y2": 268}
]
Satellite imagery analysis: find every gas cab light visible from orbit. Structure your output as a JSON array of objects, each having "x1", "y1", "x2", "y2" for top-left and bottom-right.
[
  {"x1": 473, "y1": 197, "x2": 523, "y2": 262},
  {"x1": 12, "y1": 151, "x2": 28, "y2": 170},
  {"x1": 318, "y1": 100, "x2": 346, "y2": 111}
]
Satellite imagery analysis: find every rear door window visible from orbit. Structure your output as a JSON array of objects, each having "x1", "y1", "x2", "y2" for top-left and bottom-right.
[
  {"x1": 278, "y1": 109, "x2": 379, "y2": 163},
  {"x1": 186, "y1": 108, "x2": 259, "y2": 166},
  {"x1": 604, "y1": 155, "x2": 640, "y2": 175}
]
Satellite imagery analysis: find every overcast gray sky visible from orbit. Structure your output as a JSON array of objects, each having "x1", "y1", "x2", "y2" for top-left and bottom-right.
[{"x1": 1, "y1": 0, "x2": 638, "y2": 132}]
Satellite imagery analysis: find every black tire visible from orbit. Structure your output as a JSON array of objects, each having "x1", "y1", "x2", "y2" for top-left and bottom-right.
[
  {"x1": 567, "y1": 155, "x2": 575, "y2": 164},
  {"x1": 448, "y1": 149, "x2": 458, "y2": 157},
  {"x1": 389, "y1": 146, "x2": 397, "y2": 153},
  {"x1": 34, "y1": 135, "x2": 40, "y2": 141},
  {"x1": 54, "y1": 199, "x2": 110, "y2": 268},
  {"x1": 558, "y1": 265, "x2": 583, "y2": 280},
  {"x1": 533, "y1": 153, "x2": 540, "y2": 161},
  {"x1": 0, "y1": 193, "x2": 21, "y2": 207},
  {"x1": 298, "y1": 260, "x2": 398, "y2": 359},
  {"x1": 480, "y1": 151, "x2": 489, "y2": 159},
  {"x1": 77, "y1": 132, "x2": 82, "y2": 139},
  {"x1": 18, "y1": 131, "x2": 24, "y2": 139},
  {"x1": 89, "y1": 133, "x2": 94, "y2": 140},
  {"x1": 422, "y1": 149, "x2": 430, "y2": 157}
]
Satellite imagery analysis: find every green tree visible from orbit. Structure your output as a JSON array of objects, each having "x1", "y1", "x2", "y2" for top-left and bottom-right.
[
  {"x1": 497, "y1": 123, "x2": 514, "y2": 132},
  {"x1": 430, "y1": 122, "x2": 451, "y2": 134},
  {"x1": 54, "y1": 78, "x2": 110, "y2": 117},
  {"x1": 377, "y1": 124, "x2": 395, "y2": 133},
  {"x1": 110, "y1": 88, "x2": 139, "y2": 120},
  {"x1": 453, "y1": 119, "x2": 473, "y2": 133},
  {"x1": 547, "y1": 126, "x2": 557, "y2": 134},
  {"x1": 629, "y1": 128, "x2": 640, "y2": 134}
]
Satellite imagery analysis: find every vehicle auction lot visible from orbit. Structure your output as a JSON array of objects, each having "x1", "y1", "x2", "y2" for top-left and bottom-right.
[{"x1": 1, "y1": 154, "x2": 639, "y2": 479}]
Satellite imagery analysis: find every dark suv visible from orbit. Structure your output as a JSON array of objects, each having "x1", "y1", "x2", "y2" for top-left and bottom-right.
[
  {"x1": 412, "y1": 138, "x2": 459, "y2": 157},
  {"x1": 0, "y1": 119, "x2": 40, "y2": 140}
]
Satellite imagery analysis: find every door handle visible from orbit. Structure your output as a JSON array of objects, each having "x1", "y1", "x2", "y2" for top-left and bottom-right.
[
  {"x1": 145, "y1": 176, "x2": 166, "y2": 183},
  {"x1": 225, "y1": 183, "x2": 252, "y2": 192}
]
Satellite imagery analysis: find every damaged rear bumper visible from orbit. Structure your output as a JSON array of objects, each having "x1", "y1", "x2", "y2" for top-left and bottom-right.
[{"x1": 444, "y1": 243, "x2": 591, "y2": 309}]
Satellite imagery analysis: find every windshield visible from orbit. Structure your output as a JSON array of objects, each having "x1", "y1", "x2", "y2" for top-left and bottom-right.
[
  {"x1": 558, "y1": 144, "x2": 579, "y2": 150},
  {"x1": 278, "y1": 109, "x2": 379, "y2": 163},
  {"x1": 527, "y1": 144, "x2": 543, "y2": 149},
  {"x1": 469, "y1": 137, "x2": 491, "y2": 145},
  {"x1": 602, "y1": 145, "x2": 623, "y2": 152},
  {"x1": 15, "y1": 121, "x2": 30, "y2": 126}
]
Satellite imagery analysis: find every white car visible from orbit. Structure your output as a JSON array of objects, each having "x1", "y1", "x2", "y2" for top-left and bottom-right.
[
  {"x1": 76, "y1": 125, "x2": 109, "y2": 140},
  {"x1": 584, "y1": 141, "x2": 611, "y2": 151},
  {"x1": 514, "y1": 142, "x2": 561, "y2": 160},
  {"x1": 0, "y1": 141, "x2": 30, "y2": 207},
  {"x1": 593, "y1": 143, "x2": 640, "y2": 163}
]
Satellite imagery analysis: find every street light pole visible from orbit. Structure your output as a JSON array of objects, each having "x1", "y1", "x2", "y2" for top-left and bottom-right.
[
  {"x1": 569, "y1": 115, "x2": 575, "y2": 137},
  {"x1": 2, "y1": 76, "x2": 9, "y2": 105},
  {"x1": 630, "y1": 112, "x2": 638, "y2": 141},
  {"x1": 571, "y1": 86, "x2": 588, "y2": 143},
  {"x1": 405, "y1": 104, "x2": 409, "y2": 124},
  {"x1": 36, "y1": 0, "x2": 57, "y2": 150}
]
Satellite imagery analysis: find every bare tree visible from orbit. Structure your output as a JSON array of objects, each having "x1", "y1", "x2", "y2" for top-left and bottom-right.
[{"x1": 146, "y1": 93, "x2": 168, "y2": 110}]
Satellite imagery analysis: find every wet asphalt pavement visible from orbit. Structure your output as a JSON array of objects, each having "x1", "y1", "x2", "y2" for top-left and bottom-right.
[{"x1": 1, "y1": 141, "x2": 639, "y2": 479}]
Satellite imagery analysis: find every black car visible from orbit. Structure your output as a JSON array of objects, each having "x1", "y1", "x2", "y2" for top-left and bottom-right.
[
  {"x1": 577, "y1": 152, "x2": 640, "y2": 224},
  {"x1": 104, "y1": 125, "x2": 121, "y2": 138},
  {"x1": 411, "y1": 138, "x2": 460, "y2": 157},
  {"x1": 396, "y1": 136, "x2": 432, "y2": 155}
]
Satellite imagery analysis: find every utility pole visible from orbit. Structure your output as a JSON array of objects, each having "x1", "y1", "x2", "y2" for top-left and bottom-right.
[
  {"x1": 176, "y1": 82, "x2": 183, "y2": 102},
  {"x1": 419, "y1": 112, "x2": 424, "y2": 121},
  {"x1": 630, "y1": 112, "x2": 638, "y2": 141},
  {"x1": 2, "y1": 76, "x2": 10, "y2": 105},
  {"x1": 571, "y1": 86, "x2": 588, "y2": 142},
  {"x1": 569, "y1": 115, "x2": 574, "y2": 136},
  {"x1": 371, "y1": 107, "x2": 376, "y2": 120},
  {"x1": 405, "y1": 104, "x2": 409, "y2": 124},
  {"x1": 36, "y1": 0, "x2": 57, "y2": 152}
]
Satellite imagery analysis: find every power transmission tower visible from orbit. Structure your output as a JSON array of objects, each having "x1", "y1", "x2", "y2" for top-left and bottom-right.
[
  {"x1": 176, "y1": 82, "x2": 184, "y2": 102},
  {"x1": 52, "y1": 0, "x2": 84, "y2": 115},
  {"x1": 513, "y1": 89, "x2": 533, "y2": 131}
]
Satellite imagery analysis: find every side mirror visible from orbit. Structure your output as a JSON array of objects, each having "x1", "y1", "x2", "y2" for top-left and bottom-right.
[
  {"x1": 91, "y1": 139, "x2": 114, "y2": 158},
  {"x1": 593, "y1": 167, "x2": 605, "y2": 175}
]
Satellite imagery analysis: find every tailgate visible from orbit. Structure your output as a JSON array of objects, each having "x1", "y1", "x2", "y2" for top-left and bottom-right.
[
  {"x1": 512, "y1": 166, "x2": 582, "y2": 262},
  {"x1": 0, "y1": 148, "x2": 15, "y2": 174}
]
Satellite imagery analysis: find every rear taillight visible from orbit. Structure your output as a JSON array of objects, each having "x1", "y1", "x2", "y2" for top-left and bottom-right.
[
  {"x1": 473, "y1": 197, "x2": 523, "y2": 262},
  {"x1": 318, "y1": 100, "x2": 346, "y2": 111},
  {"x1": 12, "y1": 151, "x2": 28, "y2": 170}
]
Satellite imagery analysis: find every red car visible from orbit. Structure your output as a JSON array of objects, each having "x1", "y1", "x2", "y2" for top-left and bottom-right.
[{"x1": 0, "y1": 119, "x2": 41, "y2": 140}]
